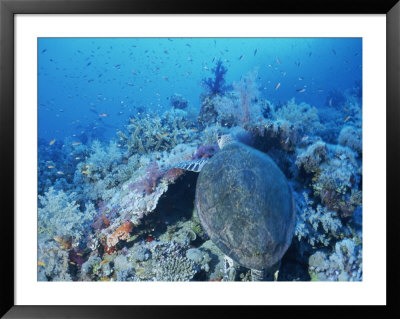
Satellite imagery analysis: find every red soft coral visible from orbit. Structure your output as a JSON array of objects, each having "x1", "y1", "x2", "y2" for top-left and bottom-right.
[
  {"x1": 192, "y1": 144, "x2": 219, "y2": 159},
  {"x1": 129, "y1": 162, "x2": 165, "y2": 195}
]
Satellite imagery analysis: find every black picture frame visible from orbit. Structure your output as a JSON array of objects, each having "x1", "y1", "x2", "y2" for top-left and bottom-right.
[{"x1": 1, "y1": 0, "x2": 399, "y2": 318}]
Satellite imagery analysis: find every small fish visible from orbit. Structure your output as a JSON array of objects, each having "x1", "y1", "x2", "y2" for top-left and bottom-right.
[
  {"x1": 185, "y1": 43, "x2": 191, "y2": 47},
  {"x1": 344, "y1": 107, "x2": 349, "y2": 112},
  {"x1": 57, "y1": 171, "x2": 64, "y2": 175},
  {"x1": 276, "y1": 57, "x2": 282, "y2": 64},
  {"x1": 76, "y1": 252, "x2": 83, "y2": 256},
  {"x1": 329, "y1": 98, "x2": 333, "y2": 107},
  {"x1": 81, "y1": 170, "x2": 90, "y2": 175},
  {"x1": 72, "y1": 142, "x2": 81, "y2": 146},
  {"x1": 284, "y1": 137, "x2": 290, "y2": 144},
  {"x1": 49, "y1": 139, "x2": 56, "y2": 146},
  {"x1": 47, "y1": 165, "x2": 55, "y2": 169},
  {"x1": 281, "y1": 71, "x2": 286, "y2": 76},
  {"x1": 344, "y1": 116, "x2": 351, "y2": 122},
  {"x1": 54, "y1": 237, "x2": 71, "y2": 249},
  {"x1": 275, "y1": 83, "x2": 281, "y2": 90},
  {"x1": 100, "y1": 277, "x2": 110, "y2": 281},
  {"x1": 38, "y1": 261, "x2": 46, "y2": 267},
  {"x1": 298, "y1": 77, "x2": 304, "y2": 80},
  {"x1": 114, "y1": 64, "x2": 121, "y2": 69},
  {"x1": 85, "y1": 164, "x2": 90, "y2": 169},
  {"x1": 301, "y1": 135, "x2": 309, "y2": 142},
  {"x1": 161, "y1": 133, "x2": 168, "y2": 137},
  {"x1": 191, "y1": 128, "x2": 199, "y2": 132},
  {"x1": 254, "y1": 49, "x2": 257, "y2": 56},
  {"x1": 238, "y1": 55, "x2": 243, "y2": 60},
  {"x1": 296, "y1": 88, "x2": 306, "y2": 93},
  {"x1": 162, "y1": 76, "x2": 168, "y2": 82},
  {"x1": 41, "y1": 49, "x2": 47, "y2": 54},
  {"x1": 332, "y1": 49, "x2": 336, "y2": 55},
  {"x1": 163, "y1": 50, "x2": 168, "y2": 54},
  {"x1": 99, "y1": 113, "x2": 108, "y2": 117},
  {"x1": 86, "y1": 62, "x2": 91, "y2": 67},
  {"x1": 69, "y1": 262, "x2": 76, "y2": 265},
  {"x1": 100, "y1": 260, "x2": 109, "y2": 265}
]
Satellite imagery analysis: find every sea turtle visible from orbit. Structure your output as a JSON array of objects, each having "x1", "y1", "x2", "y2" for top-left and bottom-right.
[{"x1": 170, "y1": 134, "x2": 296, "y2": 281}]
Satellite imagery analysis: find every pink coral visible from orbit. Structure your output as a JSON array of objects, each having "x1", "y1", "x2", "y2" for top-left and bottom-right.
[
  {"x1": 192, "y1": 144, "x2": 219, "y2": 159},
  {"x1": 129, "y1": 162, "x2": 164, "y2": 195}
]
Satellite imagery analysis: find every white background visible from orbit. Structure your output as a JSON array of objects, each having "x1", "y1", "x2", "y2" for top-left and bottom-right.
[{"x1": 15, "y1": 15, "x2": 386, "y2": 305}]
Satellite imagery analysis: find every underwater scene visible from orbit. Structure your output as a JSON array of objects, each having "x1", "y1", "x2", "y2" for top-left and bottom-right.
[{"x1": 38, "y1": 38, "x2": 362, "y2": 282}]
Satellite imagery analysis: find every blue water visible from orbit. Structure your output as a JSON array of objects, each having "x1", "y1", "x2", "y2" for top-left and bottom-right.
[{"x1": 39, "y1": 38, "x2": 361, "y2": 142}]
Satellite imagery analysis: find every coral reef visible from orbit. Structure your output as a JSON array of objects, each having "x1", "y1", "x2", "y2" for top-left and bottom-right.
[
  {"x1": 117, "y1": 109, "x2": 197, "y2": 156},
  {"x1": 37, "y1": 59, "x2": 362, "y2": 282},
  {"x1": 308, "y1": 237, "x2": 362, "y2": 281},
  {"x1": 170, "y1": 93, "x2": 188, "y2": 110},
  {"x1": 338, "y1": 125, "x2": 362, "y2": 154},
  {"x1": 295, "y1": 192, "x2": 343, "y2": 247},
  {"x1": 38, "y1": 187, "x2": 96, "y2": 246}
]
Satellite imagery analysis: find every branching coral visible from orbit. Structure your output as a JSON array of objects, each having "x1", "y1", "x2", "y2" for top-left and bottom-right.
[
  {"x1": 296, "y1": 141, "x2": 328, "y2": 174},
  {"x1": 38, "y1": 239, "x2": 72, "y2": 281},
  {"x1": 338, "y1": 125, "x2": 362, "y2": 154},
  {"x1": 117, "y1": 109, "x2": 195, "y2": 156},
  {"x1": 272, "y1": 98, "x2": 323, "y2": 137},
  {"x1": 201, "y1": 59, "x2": 230, "y2": 96},
  {"x1": 232, "y1": 68, "x2": 262, "y2": 125},
  {"x1": 38, "y1": 187, "x2": 96, "y2": 245},
  {"x1": 312, "y1": 145, "x2": 361, "y2": 218},
  {"x1": 295, "y1": 192, "x2": 343, "y2": 247},
  {"x1": 308, "y1": 237, "x2": 362, "y2": 281}
]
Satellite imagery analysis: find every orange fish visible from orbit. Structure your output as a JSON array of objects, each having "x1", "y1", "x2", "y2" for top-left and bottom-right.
[
  {"x1": 49, "y1": 139, "x2": 56, "y2": 146},
  {"x1": 37, "y1": 261, "x2": 46, "y2": 267},
  {"x1": 81, "y1": 170, "x2": 89, "y2": 175},
  {"x1": 53, "y1": 237, "x2": 71, "y2": 249}
]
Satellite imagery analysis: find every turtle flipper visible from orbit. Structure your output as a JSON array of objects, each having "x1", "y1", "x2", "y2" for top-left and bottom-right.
[{"x1": 171, "y1": 158, "x2": 209, "y2": 172}]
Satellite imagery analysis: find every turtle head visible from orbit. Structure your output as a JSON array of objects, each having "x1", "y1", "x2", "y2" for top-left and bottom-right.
[{"x1": 217, "y1": 133, "x2": 235, "y2": 149}]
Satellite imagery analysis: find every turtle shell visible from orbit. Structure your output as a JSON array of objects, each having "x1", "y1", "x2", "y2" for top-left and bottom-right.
[{"x1": 195, "y1": 142, "x2": 296, "y2": 270}]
